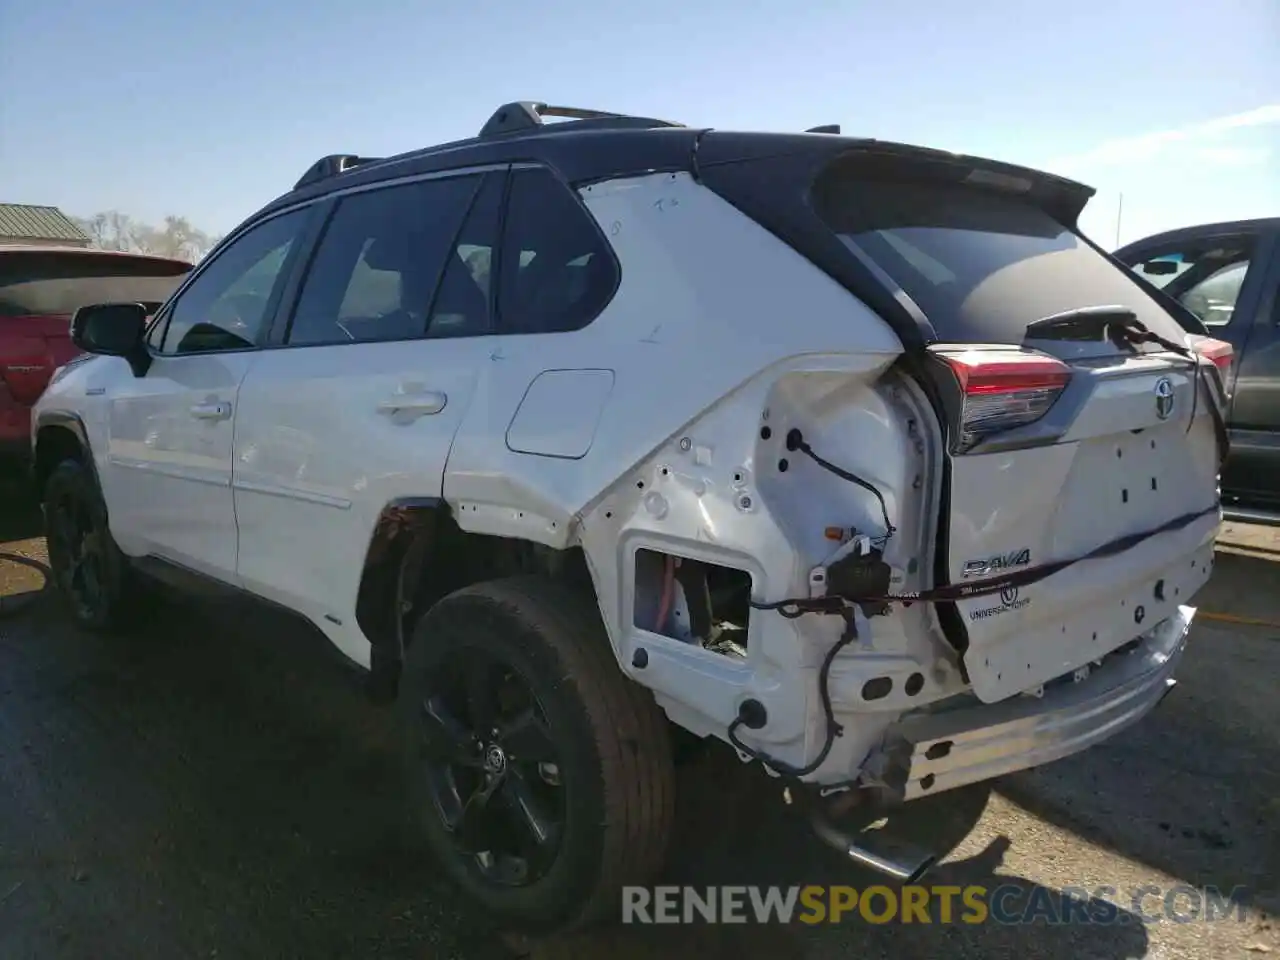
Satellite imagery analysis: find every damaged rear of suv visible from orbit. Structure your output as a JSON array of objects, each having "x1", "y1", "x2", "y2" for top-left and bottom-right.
[
  {"x1": 680, "y1": 135, "x2": 1228, "y2": 803},
  {"x1": 602, "y1": 126, "x2": 1226, "y2": 879},
  {"x1": 35, "y1": 102, "x2": 1228, "y2": 935}
]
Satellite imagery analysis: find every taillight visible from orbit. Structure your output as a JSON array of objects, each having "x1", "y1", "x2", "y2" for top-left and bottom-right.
[
  {"x1": 933, "y1": 348, "x2": 1072, "y2": 451},
  {"x1": 1193, "y1": 336, "x2": 1233, "y2": 376}
]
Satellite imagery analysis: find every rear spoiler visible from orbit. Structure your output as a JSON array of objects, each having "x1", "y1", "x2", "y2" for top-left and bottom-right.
[
  {"x1": 694, "y1": 132, "x2": 1096, "y2": 227},
  {"x1": 695, "y1": 133, "x2": 1097, "y2": 353}
]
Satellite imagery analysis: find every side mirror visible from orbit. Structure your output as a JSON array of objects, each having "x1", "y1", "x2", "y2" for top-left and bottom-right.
[{"x1": 70, "y1": 302, "x2": 152, "y2": 376}]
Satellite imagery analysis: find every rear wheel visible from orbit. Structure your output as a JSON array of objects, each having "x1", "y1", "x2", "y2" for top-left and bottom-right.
[
  {"x1": 43, "y1": 458, "x2": 140, "y2": 631},
  {"x1": 397, "y1": 576, "x2": 675, "y2": 934}
]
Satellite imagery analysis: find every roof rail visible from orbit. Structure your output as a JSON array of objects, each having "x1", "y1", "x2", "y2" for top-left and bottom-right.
[
  {"x1": 294, "y1": 154, "x2": 383, "y2": 191},
  {"x1": 478, "y1": 101, "x2": 684, "y2": 139}
]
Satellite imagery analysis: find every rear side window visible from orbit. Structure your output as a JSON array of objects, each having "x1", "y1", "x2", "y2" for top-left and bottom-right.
[
  {"x1": 286, "y1": 175, "x2": 480, "y2": 346},
  {"x1": 496, "y1": 168, "x2": 618, "y2": 334},
  {"x1": 813, "y1": 176, "x2": 1190, "y2": 349},
  {"x1": 0, "y1": 251, "x2": 189, "y2": 318}
]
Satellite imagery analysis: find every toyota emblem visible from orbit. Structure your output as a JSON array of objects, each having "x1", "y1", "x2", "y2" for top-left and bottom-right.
[
  {"x1": 1154, "y1": 377, "x2": 1175, "y2": 420},
  {"x1": 483, "y1": 744, "x2": 507, "y2": 775}
]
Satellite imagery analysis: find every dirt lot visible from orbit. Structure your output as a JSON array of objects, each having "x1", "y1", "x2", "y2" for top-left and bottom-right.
[{"x1": 0, "y1": 503, "x2": 1277, "y2": 960}]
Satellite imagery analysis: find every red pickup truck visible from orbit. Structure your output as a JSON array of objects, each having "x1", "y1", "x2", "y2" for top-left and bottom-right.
[{"x1": 0, "y1": 245, "x2": 191, "y2": 462}]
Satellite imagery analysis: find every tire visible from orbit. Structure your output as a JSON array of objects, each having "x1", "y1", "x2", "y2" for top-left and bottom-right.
[
  {"x1": 397, "y1": 575, "x2": 675, "y2": 934},
  {"x1": 43, "y1": 458, "x2": 140, "y2": 632}
]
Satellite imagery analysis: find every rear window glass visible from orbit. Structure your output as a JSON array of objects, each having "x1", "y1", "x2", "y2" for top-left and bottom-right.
[
  {"x1": 0, "y1": 251, "x2": 190, "y2": 318},
  {"x1": 812, "y1": 178, "x2": 1188, "y2": 348}
]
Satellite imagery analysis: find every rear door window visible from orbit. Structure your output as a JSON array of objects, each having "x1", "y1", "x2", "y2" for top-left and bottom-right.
[
  {"x1": 285, "y1": 175, "x2": 480, "y2": 346},
  {"x1": 813, "y1": 177, "x2": 1190, "y2": 350}
]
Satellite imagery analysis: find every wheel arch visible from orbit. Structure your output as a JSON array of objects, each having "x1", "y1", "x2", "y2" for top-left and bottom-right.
[
  {"x1": 33, "y1": 412, "x2": 98, "y2": 496},
  {"x1": 355, "y1": 497, "x2": 597, "y2": 697}
]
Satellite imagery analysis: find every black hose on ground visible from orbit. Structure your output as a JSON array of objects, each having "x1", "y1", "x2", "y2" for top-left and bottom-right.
[{"x1": 0, "y1": 552, "x2": 51, "y2": 619}]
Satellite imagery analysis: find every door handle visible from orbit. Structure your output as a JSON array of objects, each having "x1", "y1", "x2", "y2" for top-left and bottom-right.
[
  {"x1": 376, "y1": 391, "x2": 447, "y2": 418},
  {"x1": 190, "y1": 401, "x2": 232, "y2": 420}
]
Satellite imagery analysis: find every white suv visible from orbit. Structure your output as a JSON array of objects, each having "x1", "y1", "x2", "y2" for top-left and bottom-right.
[{"x1": 32, "y1": 102, "x2": 1232, "y2": 934}]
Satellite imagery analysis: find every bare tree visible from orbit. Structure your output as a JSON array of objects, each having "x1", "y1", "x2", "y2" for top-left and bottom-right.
[
  {"x1": 73, "y1": 211, "x2": 143, "y2": 253},
  {"x1": 73, "y1": 210, "x2": 221, "y2": 262}
]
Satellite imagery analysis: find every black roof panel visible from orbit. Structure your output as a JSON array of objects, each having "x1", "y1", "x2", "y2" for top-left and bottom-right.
[{"x1": 258, "y1": 125, "x2": 706, "y2": 223}]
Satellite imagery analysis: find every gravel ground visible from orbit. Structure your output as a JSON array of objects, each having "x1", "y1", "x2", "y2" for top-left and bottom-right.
[{"x1": 0, "y1": 500, "x2": 1276, "y2": 959}]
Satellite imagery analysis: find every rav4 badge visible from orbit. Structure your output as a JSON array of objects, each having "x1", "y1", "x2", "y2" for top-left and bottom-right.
[{"x1": 962, "y1": 548, "x2": 1031, "y2": 579}]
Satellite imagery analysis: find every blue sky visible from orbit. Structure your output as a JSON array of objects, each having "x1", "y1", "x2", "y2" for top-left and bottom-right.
[{"x1": 1, "y1": 0, "x2": 1276, "y2": 248}]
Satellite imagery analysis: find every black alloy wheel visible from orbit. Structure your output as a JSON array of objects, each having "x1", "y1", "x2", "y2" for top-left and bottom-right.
[
  {"x1": 415, "y1": 646, "x2": 565, "y2": 886},
  {"x1": 398, "y1": 577, "x2": 675, "y2": 934},
  {"x1": 46, "y1": 479, "x2": 108, "y2": 622},
  {"x1": 42, "y1": 459, "x2": 135, "y2": 631}
]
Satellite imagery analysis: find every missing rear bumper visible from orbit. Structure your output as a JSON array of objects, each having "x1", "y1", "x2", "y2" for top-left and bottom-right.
[{"x1": 871, "y1": 604, "x2": 1193, "y2": 802}]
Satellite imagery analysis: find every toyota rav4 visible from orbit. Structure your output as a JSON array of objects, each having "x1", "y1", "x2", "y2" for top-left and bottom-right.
[{"x1": 31, "y1": 101, "x2": 1231, "y2": 934}]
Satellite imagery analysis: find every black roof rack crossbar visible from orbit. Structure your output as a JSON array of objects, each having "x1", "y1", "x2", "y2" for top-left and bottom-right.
[
  {"x1": 478, "y1": 101, "x2": 684, "y2": 139},
  {"x1": 293, "y1": 154, "x2": 384, "y2": 191}
]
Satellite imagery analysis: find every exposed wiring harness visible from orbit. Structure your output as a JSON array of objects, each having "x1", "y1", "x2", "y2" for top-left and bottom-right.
[
  {"x1": 733, "y1": 497, "x2": 1219, "y2": 782},
  {"x1": 726, "y1": 426, "x2": 894, "y2": 780},
  {"x1": 785, "y1": 428, "x2": 895, "y2": 546},
  {"x1": 729, "y1": 597, "x2": 859, "y2": 778},
  {"x1": 728, "y1": 401, "x2": 1222, "y2": 783}
]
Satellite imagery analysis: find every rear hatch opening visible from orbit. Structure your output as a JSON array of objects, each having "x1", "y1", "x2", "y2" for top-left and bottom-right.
[{"x1": 700, "y1": 139, "x2": 1227, "y2": 699}]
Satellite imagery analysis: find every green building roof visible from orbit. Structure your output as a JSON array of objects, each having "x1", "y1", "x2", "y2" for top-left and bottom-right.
[{"x1": 0, "y1": 203, "x2": 89, "y2": 244}]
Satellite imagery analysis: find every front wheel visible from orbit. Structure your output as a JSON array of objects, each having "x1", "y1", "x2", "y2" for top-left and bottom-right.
[
  {"x1": 43, "y1": 458, "x2": 139, "y2": 631},
  {"x1": 397, "y1": 576, "x2": 675, "y2": 934}
]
